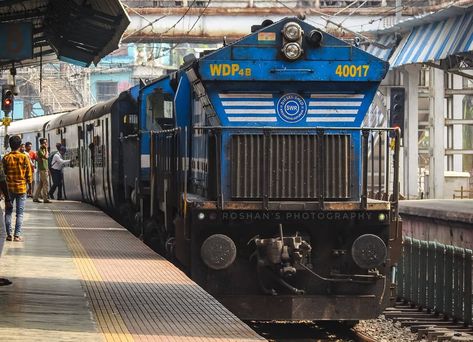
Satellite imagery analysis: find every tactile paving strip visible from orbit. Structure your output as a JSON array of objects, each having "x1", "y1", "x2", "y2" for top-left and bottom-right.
[{"x1": 53, "y1": 202, "x2": 264, "y2": 342}]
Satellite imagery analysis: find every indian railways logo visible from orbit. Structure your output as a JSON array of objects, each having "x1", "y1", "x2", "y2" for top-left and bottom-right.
[{"x1": 277, "y1": 93, "x2": 307, "y2": 123}]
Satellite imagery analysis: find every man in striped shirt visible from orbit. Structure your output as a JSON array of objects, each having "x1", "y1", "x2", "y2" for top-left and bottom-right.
[
  {"x1": 0, "y1": 154, "x2": 12, "y2": 285},
  {"x1": 3, "y1": 135, "x2": 32, "y2": 242}
]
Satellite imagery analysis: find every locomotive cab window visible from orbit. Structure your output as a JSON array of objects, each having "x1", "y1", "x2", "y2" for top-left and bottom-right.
[{"x1": 146, "y1": 90, "x2": 174, "y2": 131}]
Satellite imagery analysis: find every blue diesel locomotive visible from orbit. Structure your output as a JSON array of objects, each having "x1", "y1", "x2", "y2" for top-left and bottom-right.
[{"x1": 3, "y1": 18, "x2": 401, "y2": 321}]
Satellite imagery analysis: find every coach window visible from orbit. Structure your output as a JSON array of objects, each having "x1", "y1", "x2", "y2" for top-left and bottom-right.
[
  {"x1": 122, "y1": 114, "x2": 139, "y2": 135},
  {"x1": 146, "y1": 90, "x2": 174, "y2": 131}
]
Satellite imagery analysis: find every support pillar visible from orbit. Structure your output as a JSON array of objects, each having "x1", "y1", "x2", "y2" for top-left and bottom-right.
[
  {"x1": 429, "y1": 67, "x2": 445, "y2": 199},
  {"x1": 403, "y1": 65, "x2": 420, "y2": 199},
  {"x1": 452, "y1": 75, "x2": 464, "y2": 171}
]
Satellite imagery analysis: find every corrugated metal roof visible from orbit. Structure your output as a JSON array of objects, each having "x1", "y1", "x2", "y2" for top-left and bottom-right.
[
  {"x1": 363, "y1": 34, "x2": 398, "y2": 61},
  {"x1": 0, "y1": 0, "x2": 129, "y2": 68},
  {"x1": 390, "y1": 8, "x2": 473, "y2": 67},
  {"x1": 364, "y1": 4, "x2": 473, "y2": 68}
]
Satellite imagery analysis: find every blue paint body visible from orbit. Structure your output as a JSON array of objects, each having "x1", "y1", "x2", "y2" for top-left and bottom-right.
[
  {"x1": 138, "y1": 75, "x2": 175, "y2": 179},
  {"x1": 128, "y1": 18, "x2": 393, "y2": 321},
  {"x1": 136, "y1": 17, "x2": 388, "y2": 202}
]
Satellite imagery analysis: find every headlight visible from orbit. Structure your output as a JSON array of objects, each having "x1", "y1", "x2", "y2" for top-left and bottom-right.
[
  {"x1": 282, "y1": 42, "x2": 303, "y2": 60},
  {"x1": 283, "y1": 22, "x2": 303, "y2": 41}
]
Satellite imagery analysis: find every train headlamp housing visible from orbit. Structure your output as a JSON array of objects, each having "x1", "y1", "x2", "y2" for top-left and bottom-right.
[
  {"x1": 281, "y1": 21, "x2": 304, "y2": 61},
  {"x1": 282, "y1": 42, "x2": 303, "y2": 60},
  {"x1": 282, "y1": 22, "x2": 303, "y2": 41},
  {"x1": 307, "y1": 29, "x2": 323, "y2": 47}
]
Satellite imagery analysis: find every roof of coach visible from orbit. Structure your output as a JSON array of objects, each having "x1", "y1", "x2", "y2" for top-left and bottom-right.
[
  {"x1": 46, "y1": 90, "x2": 134, "y2": 131},
  {"x1": 46, "y1": 105, "x2": 94, "y2": 131},
  {"x1": 83, "y1": 96, "x2": 119, "y2": 122},
  {"x1": 6, "y1": 113, "x2": 64, "y2": 136}
]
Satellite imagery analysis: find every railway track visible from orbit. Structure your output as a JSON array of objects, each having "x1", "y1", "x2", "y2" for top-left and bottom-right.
[
  {"x1": 246, "y1": 305, "x2": 473, "y2": 341},
  {"x1": 383, "y1": 303, "x2": 473, "y2": 342},
  {"x1": 248, "y1": 321, "x2": 360, "y2": 341},
  {"x1": 352, "y1": 304, "x2": 473, "y2": 342}
]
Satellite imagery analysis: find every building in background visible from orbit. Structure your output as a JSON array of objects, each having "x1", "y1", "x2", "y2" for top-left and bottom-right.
[{"x1": 1, "y1": 42, "x2": 217, "y2": 119}]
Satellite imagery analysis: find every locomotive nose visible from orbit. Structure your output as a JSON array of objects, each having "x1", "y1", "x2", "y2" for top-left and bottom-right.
[{"x1": 351, "y1": 234, "x2": 387, "y2": 269}]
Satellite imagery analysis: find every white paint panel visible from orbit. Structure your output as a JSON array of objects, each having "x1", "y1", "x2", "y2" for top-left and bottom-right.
[
  {"x1": 221, "y1": 101, "x2": 274, "y2": 106},
  {"x1": 228, "y1": 117, "x2": 277, "y2": 122},
  {"x1": 309, "y1": 101, "x2": 362, "y2": 107},
  {"x1": 310, "y1": 94, "x2": 365, "y2": 99},
  {"x1": 219, "y1": 93, "x2": 273, "y2": 98},
  {"x1": 306, "y1": 117, "x2": 356, "y2": 122},
  {"x1": 225, "y1": 108, "x2": 276, "y2": 114},
  {"x1": 308, "y1": 109, "x2": 359, "y2": 114}
]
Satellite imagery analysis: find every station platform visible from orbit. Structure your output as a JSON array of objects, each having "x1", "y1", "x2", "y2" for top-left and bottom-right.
[
  {"x1": 399, "y1": 199, "x2": 473, "y2": 224},
  {"x1": 399, "y1": 199, "x2": 473, "y2": 249},
  {"x1": 0, "y1": 201, "x2": 265, "y2": 342}
]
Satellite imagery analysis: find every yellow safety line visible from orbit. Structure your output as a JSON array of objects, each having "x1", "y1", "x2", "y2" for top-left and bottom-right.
[{"x1": 54, "y1": 210, "x2": 134, "y2": 342}]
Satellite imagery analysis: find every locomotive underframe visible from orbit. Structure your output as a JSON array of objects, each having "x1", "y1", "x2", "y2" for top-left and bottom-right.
[{"x1": 175, "y1": 200, "x2": 400, "y2": 321}]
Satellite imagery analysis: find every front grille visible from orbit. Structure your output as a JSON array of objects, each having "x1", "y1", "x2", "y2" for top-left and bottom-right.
[{"x1": 230, "y1": 134, "x2": 352, "y2": 200}]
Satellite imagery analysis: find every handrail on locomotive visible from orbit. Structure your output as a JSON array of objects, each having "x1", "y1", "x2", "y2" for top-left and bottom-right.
[{"x1": 150, "y1": 126, "x2": 401, "y2": 216}]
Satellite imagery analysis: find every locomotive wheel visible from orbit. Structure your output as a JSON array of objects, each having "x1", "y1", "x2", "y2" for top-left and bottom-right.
[
  {"x1": 143, "y1": 219, "x2": 157, "y2": 242},
  {"x1": 142, "y1": 219, "x2": 168, "y2": 255},
  {"x1": 118, "y1": 202, "x2": 135, "y2": 232}
]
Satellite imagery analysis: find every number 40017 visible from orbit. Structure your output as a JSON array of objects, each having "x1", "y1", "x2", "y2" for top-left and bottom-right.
[{"x1": 335, "y1": 65, "x2": 369, "y2": 77}]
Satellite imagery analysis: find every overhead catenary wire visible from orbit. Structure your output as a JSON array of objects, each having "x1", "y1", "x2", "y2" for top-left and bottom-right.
[
  {"x1": 121, "y1": 4, "x2": 166, "y2": 40},
  {"x1": 158, "y1": 0, "x2": 198, "y2": 37},
  {"x1": 153, "y1": 0, "x2": 213, "y2": 61},
  {"x1": 337, "y1": 0, "x2": 370, "y2": 26},
  {"x1": 344, "y1": 0, "x2": 421, "y2": 30},
  {"x1": 333, "y1": 0, "x2": 365, "y2": 17},
  {"x1": 128, "y1": 0, "x2": 413, "y2": 61},
  {"x1": 272, "y1": 0, "x2": 374, "y2": 43},
  {"x1": 123, "y1": 0, "x2": 197, "y2": 45}
]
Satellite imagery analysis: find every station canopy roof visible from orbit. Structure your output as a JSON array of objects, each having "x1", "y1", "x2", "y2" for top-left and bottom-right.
[
  {"x1": 364, "y1": 4, "x2": 473, "y2": 70},
  {"x1": 0, "y1": 0, "x2": 130, "y2": 69}
]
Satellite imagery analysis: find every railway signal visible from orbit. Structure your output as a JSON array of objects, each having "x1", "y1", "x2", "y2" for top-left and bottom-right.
[
  {"x1": 1, "y1": 87, "x2": 14, "y2": 114},
  {"x1": 390, "y1": 87, "x2": 405, "y2": 137}
]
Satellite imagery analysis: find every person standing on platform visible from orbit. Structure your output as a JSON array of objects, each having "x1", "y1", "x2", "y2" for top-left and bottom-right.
[
  {"x1": 25, "y1": 142, "x2": 36, "y2": 197},
  {"x1": 0, "y1": 154, "x2": 12, "y2": 285},
  {"x1": 3, "y1": 136, "x2": 32, "y2": 242},
  {"x1": 33, "y1": 138, "x2": 51, "y2": 203},
  {"x1": 48, "y1": 143, "x2": 62, "y2": 170},
  {"x1": 49, "y1": 146, "x2": 70, "y2": 200},
  {"x1": 19, "y1": 144, "x2": 33, "y2": 182}
]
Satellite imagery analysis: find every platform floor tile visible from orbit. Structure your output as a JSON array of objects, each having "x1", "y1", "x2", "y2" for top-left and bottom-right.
[
  {"x1": 0, "y1": 205, "x2": 102, "y2": 341},
  {"x1": 0, "y1": 201, "x2": 265, "y2": 342}
]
